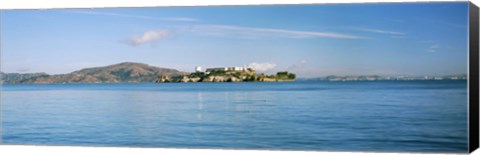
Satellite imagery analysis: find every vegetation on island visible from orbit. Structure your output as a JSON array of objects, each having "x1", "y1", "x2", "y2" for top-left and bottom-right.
[{"x1": 156, "y1": 68, "x2": 296, "y2": 83}]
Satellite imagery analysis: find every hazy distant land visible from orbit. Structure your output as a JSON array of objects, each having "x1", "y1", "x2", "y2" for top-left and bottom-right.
[
  {"x1": 0, "y1": 62, "x2": 467, "y2": 84},
  {"x1": 1, "y1": 62, "x2": 185, "y2": 84}
]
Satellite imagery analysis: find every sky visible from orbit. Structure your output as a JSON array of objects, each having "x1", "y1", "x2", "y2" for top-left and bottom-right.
[{"x1": 0, "y1": 2, "x2": 469, "y2": 77}]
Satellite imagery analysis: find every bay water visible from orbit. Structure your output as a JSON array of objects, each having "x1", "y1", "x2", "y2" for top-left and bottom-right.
[{"x1": 0, "y1": 81, "x2": 468, "y2": 152}]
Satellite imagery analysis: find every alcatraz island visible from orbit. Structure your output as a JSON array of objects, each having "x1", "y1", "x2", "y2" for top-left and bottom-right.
[{"x1": 156, "y1": 66, "x2": 296, "y2": 83}]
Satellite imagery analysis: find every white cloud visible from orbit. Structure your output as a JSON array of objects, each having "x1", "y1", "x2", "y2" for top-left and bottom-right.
[
  {"x1": 68, "y1": 10, "x2": 198, "y2": 22},
  {"x1": 391, "y1": 35, "x2": 407, "y2": 39},
  {"x1": 287, "y1": 60, "x2": 307, "y2": 70},
  {"x1": 125, "y1": 30, "x2": 171, "y2": 46},
  {"x1": 353, "y1": 28, "x2": 406, "y2": 35},
  {"x1": 417, "y1": 40, "x2": 435, "y2": 43},
  {"x1": 248, "y1": 62, "x2": 277, "y2": 72},
  {"x1": 190, "y1": 25, "x2": 363, "y2": 39},
  {"x1": 120, "y1": 24, "x2": 362, "y2": 45},
  {"x1": 427, "y1": 44, "x2": 439, "y2": 52}
]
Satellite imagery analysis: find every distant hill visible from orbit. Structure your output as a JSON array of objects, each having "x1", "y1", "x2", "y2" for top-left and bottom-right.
[
  {"x1": 0, "y1": 72, "x2": 50, "y2": 84},
  {"x1": 0, "y1": 62, "x2": 187, "y2": 84},
  {"x1": 296, "y1": 74, "x2": 468, "y2": 81}
]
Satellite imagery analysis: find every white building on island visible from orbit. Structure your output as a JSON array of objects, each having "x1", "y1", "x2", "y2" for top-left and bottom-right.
[
  {"x1": 195, "y1": 66, "x2": 202, "y2": 72},
  {"x1": 205, "y1": 66, "x2": 252, "y2": 73}
]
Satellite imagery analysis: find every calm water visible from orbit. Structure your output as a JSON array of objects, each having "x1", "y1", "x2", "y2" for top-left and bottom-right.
[{"x1": 0, "y1": 81, "x2": 468, "y2": 152}]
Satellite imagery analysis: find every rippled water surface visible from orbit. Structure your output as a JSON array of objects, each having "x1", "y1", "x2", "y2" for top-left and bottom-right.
[{"x1": 1, "y1": 81, "x2": 468, "y2": 152}]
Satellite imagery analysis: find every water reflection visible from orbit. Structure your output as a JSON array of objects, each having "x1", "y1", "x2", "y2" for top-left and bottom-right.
[{"x1": 197, "y1": 92, "x2": 203, "y2": 120}]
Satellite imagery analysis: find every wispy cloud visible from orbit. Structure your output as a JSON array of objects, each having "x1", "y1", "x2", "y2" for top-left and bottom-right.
[
  {"x1": 287, "y1": 60, "x2": 307, "y2": 70},
  {"x1": 124, "y1": 30, "x2": 172, "y2": 46},
  {"x1": 189, "y1": 25, "x2": 363, "y2": 39},
  {"x1": 427, "y1": 44, "x2": 439, "y2": 53},
  {"x1": 353, "y1": 28, "x2": 406, "y2": 36},
  {"x1": 417, "y1": 40, "x2": 435, "y2": 43},
  {"x1": 435, "y1": 20, "x2": 467, "y2": 29},
  {"x1": 248, "y1": 62, "x2": 277, "y2": 72},
  {"x1": 121, "y1": 24, "x2": 362, "y2": 47},
  {"x1": 391, "y1": 35, "x2": 407, "y2": 39},
  {"x1": 69, "y1": 10, "x2": 198, "y2": 22}
]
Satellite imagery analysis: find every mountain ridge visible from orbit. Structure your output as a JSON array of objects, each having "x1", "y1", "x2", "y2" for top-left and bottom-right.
[{"x1": 0, "y1": 62, "x2": 187, "y2": 84}]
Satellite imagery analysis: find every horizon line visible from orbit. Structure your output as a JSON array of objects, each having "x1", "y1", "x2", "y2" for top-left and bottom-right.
[{"x1": 0, "y1": 61, "x2": 468, "y2": 78}]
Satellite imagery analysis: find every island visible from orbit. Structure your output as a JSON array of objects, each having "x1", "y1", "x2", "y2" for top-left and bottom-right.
[{"x1": 156, "y1": 66, "x2": 296, "y2": 83}]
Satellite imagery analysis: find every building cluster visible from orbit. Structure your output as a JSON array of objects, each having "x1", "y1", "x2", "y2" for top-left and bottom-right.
[
  {"x1": 156, "y1": 66, "x2": 296, "y2": 83},
  {"x1": 196, "y1": 66, "x2": 254, "y2": 74}
]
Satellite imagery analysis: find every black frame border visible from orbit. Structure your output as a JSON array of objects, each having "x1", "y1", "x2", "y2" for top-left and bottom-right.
[{"x1": 469, "y1": 1, "x2": 479, "y2": 153}]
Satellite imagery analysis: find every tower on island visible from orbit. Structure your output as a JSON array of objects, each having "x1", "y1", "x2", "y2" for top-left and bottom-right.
[{"x1": 195, "y1": 66, "x2": 202, "y2": 72}]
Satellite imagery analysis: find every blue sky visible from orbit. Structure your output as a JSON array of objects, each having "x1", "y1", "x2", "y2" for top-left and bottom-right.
[{"x1": 0, "y1": 2, "x2": 469, "y2": 77}]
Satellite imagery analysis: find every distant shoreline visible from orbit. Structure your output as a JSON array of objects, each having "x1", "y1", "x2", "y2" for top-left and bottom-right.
[
  {"x1": 0, "y1": 79, "x2": 468, "y2": 85},
  {"x1": 0, "y1": 62, "x2": 467, "y2": 84}
]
